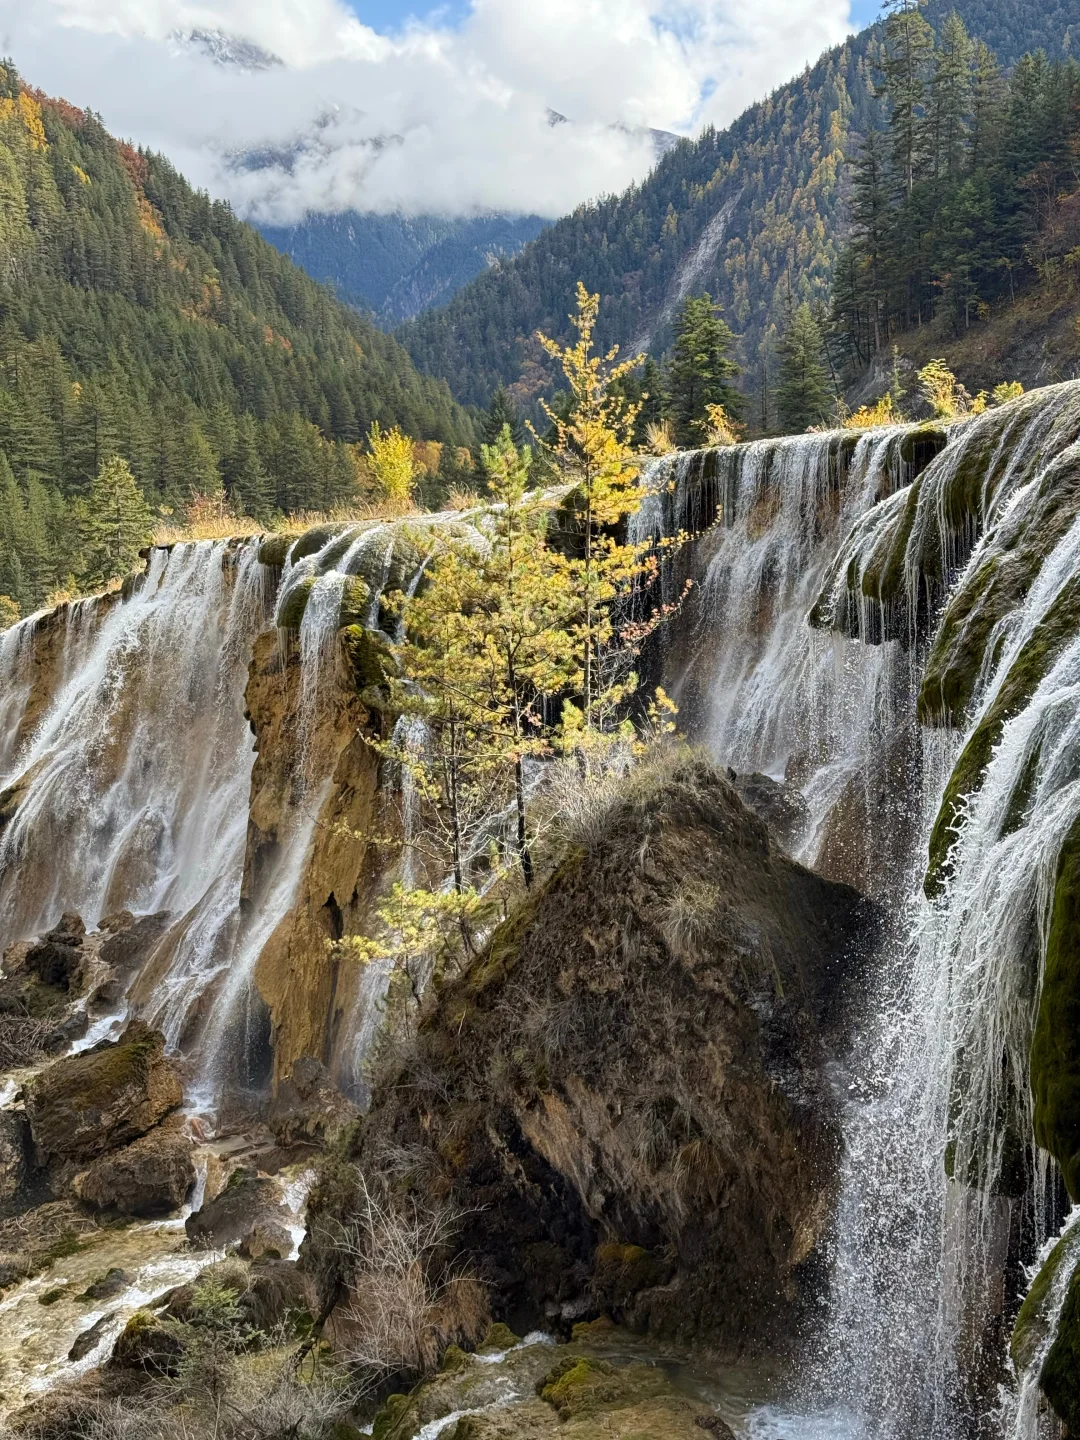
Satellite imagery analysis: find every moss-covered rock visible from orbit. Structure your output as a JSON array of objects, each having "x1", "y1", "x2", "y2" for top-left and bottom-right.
[
  {"x1": 315, "y1": 750, "x2": 876, "y2": 1353},
  {"x1": 925, "y1": 576, "x2": 1080, "y2": 897},
  {"x1": 289, "y1": 524, "x2": 351, "y2": 565},
  {"x1": 371, "y1": 1393, "x2": 412, "y2": 1440},
  {"x1": 339, "y1": 576, "x2": 372, "y2": 630},
  {"x1": 341, "y1": 625, "x2": 392, "y2": 692},
  {"x1": 479, "y1": 1322, "x2": 521, "y2": 1353},
  {"x1": 276, "y1": 574, "x2": 316, "y2": 630},
  {"x1": 1041, "y1": 1266, "x2": 1080, "y2": 1432},
  {"x1": 1011, "y1": 1225, "x2": 1080, "y2": 1374},
  {"x1": 1031, "y1": 814, "x2": 1080, "y2": 1199},
  {"x1": 257, "y1": 534, "x2": 295, "y2": 569},
  {"x1": 24, "y1": 1023, "x2": 182, "y2": 1167},
  {"x1": 919, "y1": 438, "x2": 1080, "y2": 727},
  {"x1": 110, "y1": 1309, "x2": 184, "y2": 1375}
]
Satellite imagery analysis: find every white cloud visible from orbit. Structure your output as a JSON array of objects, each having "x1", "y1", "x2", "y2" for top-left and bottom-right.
[{"x1": 0, "y1": 0, "x2": 857, "y2": 222}]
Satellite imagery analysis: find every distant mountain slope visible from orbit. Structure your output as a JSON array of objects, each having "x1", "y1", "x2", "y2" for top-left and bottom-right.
[
  {"x1": 398, "y1": 0, "x2": 1080, "y2": 410},
  {"x1": 259, "y1": 211, "x2": 549, "y2": 325},
  {"x1": 0, "y1": 61, "x2": 474, "y2": 612}
]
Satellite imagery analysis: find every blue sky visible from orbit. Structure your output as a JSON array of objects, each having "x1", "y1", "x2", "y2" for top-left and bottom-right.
[
  {"x1": 350, "y1": 0, "x2": 882, "y2": 37},
  {"x1": 347, "y1": 0, "x2": 472, "y2": 31}
]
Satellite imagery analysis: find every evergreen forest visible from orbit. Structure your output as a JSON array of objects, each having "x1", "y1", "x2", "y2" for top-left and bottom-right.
[{"x1": 0, "y1": 63, "x2": 474, "y2": 614}]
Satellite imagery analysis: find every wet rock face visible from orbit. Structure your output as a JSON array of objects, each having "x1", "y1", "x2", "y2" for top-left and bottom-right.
[
  {"x1": 325, "y1": 752, "x2": 877, "y2": 1357},
  {"x1": 269, "y1": 1056, "x2": 358, "y2": 1148},
  {"x1": 243, "y1": 628, "x2": 383, "y2": 1084},
  {"x1": 24, "y1": 1023, "x2": 183, "y2": 1168},
  {"x1": 0, "y1": 1111, "x2": 30, "y2": 1206},
  {"x1": 369, "y1": 1330, "x2": 733, "y2": 1440},
  {"x1": 74, "y1": 1124, "x2": 195, "y2": 1217},
  {"x1": 25, "y1": 913, "x2": 86, "y2": 990}
]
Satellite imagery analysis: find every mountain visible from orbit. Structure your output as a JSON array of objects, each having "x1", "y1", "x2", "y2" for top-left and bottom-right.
[
  {"x1": 258, "y1": 211, "x2": 550, "y2": 325},
  {"x1": 253, "y1": 118, "x2": 676, "y2": 329},
  {"x1": 398, "y1": 0, "x2": 1080, "y2": 411},
  {"x1": 0, "y1": 61, "x2": 475, "y2": 613}
]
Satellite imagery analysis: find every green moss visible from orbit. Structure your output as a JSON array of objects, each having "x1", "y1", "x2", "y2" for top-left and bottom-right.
[
  {"x1": 899, "y1": 425, "x2": 948, "y2": 467},
  {"x1": 341, "y1": 626, "x2": 391, "y2": 695},
  {"x1": 257, "y1": 534, "x2": 294, "y2": 569},
  {"x1": 276, "y1": 574, "x2": 316, "y2": 630},
  {"x1": 1012, "y1": 1226, "x2": 1080, "y2": 1373},
  {"x1": 1042, "y1": 1268, "x2": 1080, "y2": 1432},
  {"x1": 440, "y1": 1343, "x2": 474, "y2": 1373},
  {"x1": 537, "y1": 1356, "x2": 668, "y2": 1421},
  {"x1": 339, "y1": 576, "x2": 371, "y2": 630},
  {"x1": 571, "y1": 1315, "x2": 615, "y2": 1341},
  {"x1": 52, "y1": 1029, "x2": 158, "y2": 1114},
  {"x1": 478, "y1": 1322, "x2": 520, "y2": 1353},
  {"x1": 371, "y1": 1392, "x2": 411, "y2": 1440},
  {"x1": 925, "y1": 576, "x2": 1080, "y2": 897},
  {"x1": 39, "y1": 1231, "x2": 85, "y2": 1267},
  {"x1": 918, "y1": 553, "x2": 1002, "y2": 726},
  {"x1": 1032, "y1": 813, "x2": 1080, "y2": 1199},
  {"x1": 289, "y1": 525, "x2": 350, "y2": 564}
]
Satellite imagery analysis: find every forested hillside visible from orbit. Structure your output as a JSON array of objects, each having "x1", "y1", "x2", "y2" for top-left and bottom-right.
[
  {"x1": 0, "y1": 62, "x2": 474, "y2": 614},
  {"x1": 400, "y1": 0, "x2": 1080, "y2": 412},
  {"x1": 259, "y1": 211, "x2": 549, "y2": 325}
]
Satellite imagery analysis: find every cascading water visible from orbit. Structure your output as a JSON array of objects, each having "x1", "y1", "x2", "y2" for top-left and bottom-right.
[
  {"x1": 638, "y1": 393, "x2": 1080, "y2": 1437},
  {"x1": 0, "y1": 545, "x2": 268, "y2": 1051},
  {"x1": 637, "y1": 429, "x2": 921, "y2": 895}
]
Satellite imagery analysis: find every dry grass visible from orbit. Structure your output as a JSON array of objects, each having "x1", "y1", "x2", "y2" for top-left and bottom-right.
[{"x1": 319, "y1": 1169, "x2": 487, "y2": 1392}]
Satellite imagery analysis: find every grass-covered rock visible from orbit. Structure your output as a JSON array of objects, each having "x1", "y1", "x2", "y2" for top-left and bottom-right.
[{"x1": 310, "y1": 748, "x2": 877, "y2": 1355}]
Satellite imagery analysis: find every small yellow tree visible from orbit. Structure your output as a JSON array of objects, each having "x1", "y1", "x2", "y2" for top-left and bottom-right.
[
  {"x1": 536, "y1": 282, "x2": 648, "y2": 726},
  {"x1": 367, "y1": 422, "x2": 416, "y2": 509}
]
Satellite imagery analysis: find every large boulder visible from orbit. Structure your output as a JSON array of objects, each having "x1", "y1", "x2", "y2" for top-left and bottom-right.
[
  {"x1": 73, "y1": 1123, "x2": 195, "y2": 1217},
  {"x1": 313, "y1": 750, "x2": 877, "y2": 1357},
  {"x1": 25, "y1": 1023, "x2": 182, "y2": 1167},
  {"x1": 186, "y1": 1165, "x2": 283, "y2": 1250}
]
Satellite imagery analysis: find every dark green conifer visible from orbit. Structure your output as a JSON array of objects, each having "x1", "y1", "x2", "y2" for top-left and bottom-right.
[
  {"x1": 667, "y1": 294, "x2": 742, "y2": 447},
  {"x1": 774, "y1": 303, "x2": 833, "y2": 434}
]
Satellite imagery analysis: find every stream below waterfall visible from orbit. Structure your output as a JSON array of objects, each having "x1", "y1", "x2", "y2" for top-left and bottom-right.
[{"x1": 3, "y1": 389, "x2": 1080, "y2": 1433}]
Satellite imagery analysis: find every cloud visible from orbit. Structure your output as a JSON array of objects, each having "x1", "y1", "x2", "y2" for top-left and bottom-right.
[{"x1": 0, "y1": 0, "x2": 857, "y2": 222}]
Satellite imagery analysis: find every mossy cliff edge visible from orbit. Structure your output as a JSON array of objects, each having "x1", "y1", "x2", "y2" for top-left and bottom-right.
[{"x1": 308, "y1": 752, "x2": 876, "y2": 1357}]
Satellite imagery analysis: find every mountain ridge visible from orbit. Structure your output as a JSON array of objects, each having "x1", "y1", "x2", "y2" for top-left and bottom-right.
[{"x1": 397, "y1": 0, "x2": 1080, "y2": 411}]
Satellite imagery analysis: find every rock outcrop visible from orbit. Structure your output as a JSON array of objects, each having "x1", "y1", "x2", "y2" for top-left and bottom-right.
[
  {"x1": 25, "y1": 1024, "x2": 182, "y2": 1169},
  {"x1": 311, "y1": 750, "x2": 876, "y2": 1357},
  {"x1": 73, "y1": 1123, "x2": 195, "y2": 1217},
  {"x1": 243, "y1": 628, "x2": 383, "y2": 1084}
]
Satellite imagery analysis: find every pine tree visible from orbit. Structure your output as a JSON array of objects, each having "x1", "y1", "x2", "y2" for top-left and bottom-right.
[
  {"x1": 78, "y1": 456, "x2": 154, "y2": 588},
  {"x1": 481, "y1": 387, "x2": 525, "y2": 449},
  {"x1": 850, "y1": 128, "x2": 893, "y2": 355},
  {"x1": 667, "y1": 294, "x2": 742, "y2": 448},
  {"x1": 881, "y1": 0, "x2": 936, "y2": 197},
  {"x1": 929, "y1": 13, "x2": 973, "y2": 181},
  {"x1": 634, "y1": 356, "x2": 667, "y2": 447},
  {"x1": 774, "y1": 303, "x2": 833, "y2": 433},
  {"x1": 969, "y1": 41, "x2": 1005, "y2": 172}
]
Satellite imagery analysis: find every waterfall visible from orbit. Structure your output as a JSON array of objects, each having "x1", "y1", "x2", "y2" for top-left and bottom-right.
[
  {"x1": 0, "y1": 544, "x2": 266, "y2": 961},
  {"x1": 638, "y1": 396, "x2": 1080, "y2": 1436},
  {"x1": 638, "y1": 429, "x2": 919, "y2": 897}
]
